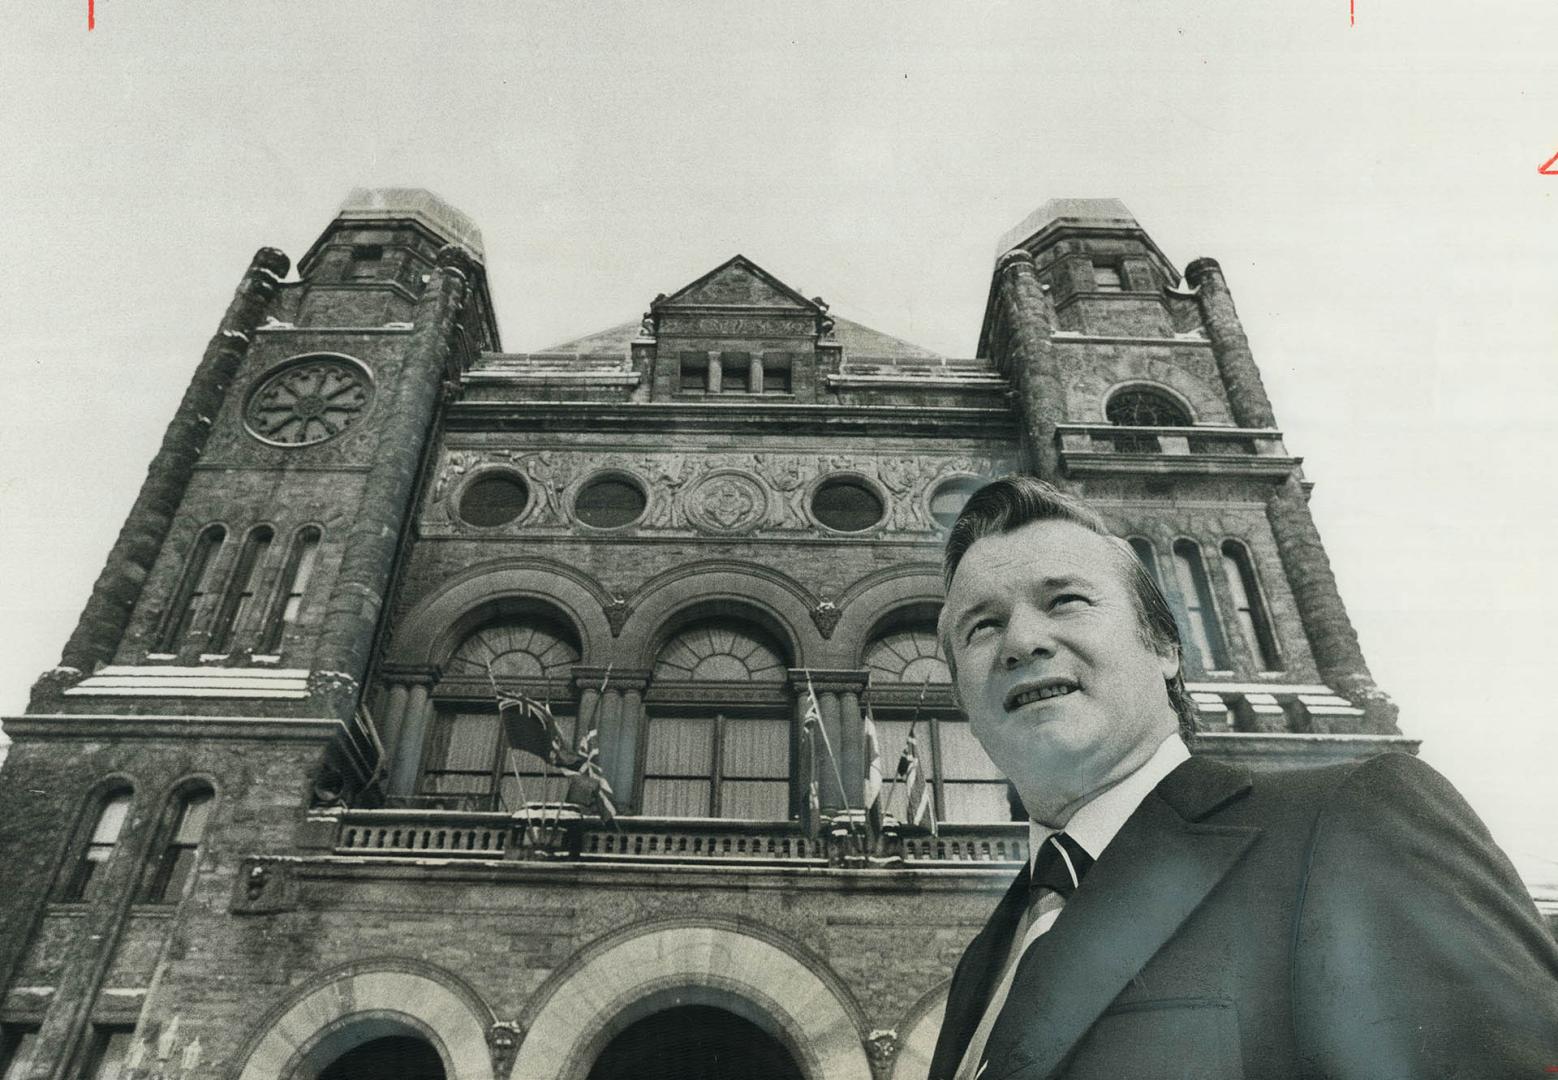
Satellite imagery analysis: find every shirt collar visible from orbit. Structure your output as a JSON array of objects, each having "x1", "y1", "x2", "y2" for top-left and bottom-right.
[{"x1": 1029, "y1": 732, "x2": 1190, "y2": 872}]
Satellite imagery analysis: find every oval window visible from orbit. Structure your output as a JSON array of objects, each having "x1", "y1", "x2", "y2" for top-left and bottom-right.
[
  {"x1": 459, "y1": 473, "x2": 529, "y2": 527},
  {"x1": 575, "y1": 476, "x2": 647, "y2": 528},
  {"x1": 929, "y1": 477, "x2": 983, "y2": 529},
  {"x1": 812, "y1": 478, "x2": 884, "y2": 532}
]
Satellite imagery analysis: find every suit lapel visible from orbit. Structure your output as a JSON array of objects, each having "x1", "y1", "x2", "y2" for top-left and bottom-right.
[
  {"x1": 928, "y1": 869, "x2": 1033, "y2": 1079},
  {"x1": 980, "y1": 757, "x2": 1260, "y2": 1080}
]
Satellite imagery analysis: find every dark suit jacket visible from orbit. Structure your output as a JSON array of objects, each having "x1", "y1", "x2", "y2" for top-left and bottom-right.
[{"x1": 929, "y1": 752, "x2": 1558, "y2": 1080}]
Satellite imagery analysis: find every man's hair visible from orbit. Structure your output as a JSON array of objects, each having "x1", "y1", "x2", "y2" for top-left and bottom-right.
[{"x1": 940, "y1": 474, "x2": 1198, "y2": 740}]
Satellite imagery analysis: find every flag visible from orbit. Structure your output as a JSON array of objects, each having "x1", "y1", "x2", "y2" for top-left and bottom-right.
[
  {"x1": 896, "y1": 722, "x2": 937, "y2": 836},
  {"x1": 562, "y1": 725, "x2": 617, "y2": 823},
  {"x1": 496, "y1": 689, "x2": 576, "y2": 768},
  {"x1": 863, "y1": 707, "x2": 884, "y2": 838}
]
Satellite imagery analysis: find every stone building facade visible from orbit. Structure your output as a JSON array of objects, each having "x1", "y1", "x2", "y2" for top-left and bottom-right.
[{"x1": 1, "y1": 191, "x2": 1424, "y2": 1079}]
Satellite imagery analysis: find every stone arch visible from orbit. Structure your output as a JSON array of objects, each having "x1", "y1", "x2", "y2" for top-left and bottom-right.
[
  {"x1": 1067, "y1": 357, "x2": 1233, "y2": 426},
  {"x1": 831, "y1": 565, "x2": 945, "y2": 668},
  {"x1": 236, "y1": 960, "x2": 493, "y2": 1080},
  {"x1": 618, "y1": 562, "x2": 824, "y2": 670},
  {"x1": 385, "y1": 559, "x2": 614, "y2": 668},
  {"x1": 891, "y1": 981, "x2": 951, "y2": 1080},
  {"x1": 514, "y1": 921, "x2": 872, "y2": 1080}
]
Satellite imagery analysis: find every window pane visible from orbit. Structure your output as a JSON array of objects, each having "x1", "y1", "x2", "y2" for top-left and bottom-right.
[
  {"x1": 942, "y1": 782, "x2": 1013, "y2": 823},
  {"x1": 642, "y1": 778, "x2": 712, "y2": 817},
  {"x1": 174, "y1": 791, "x2": 214, "y2": 843},
  {"x1": 719, "y1": 780, "x2": 788, "y2": 820},
  {"x1": 644, "y1": 718, "x2": 713, "y2": 774},
  {"x1": 2, "y1": 1032, "x2": 38, "y2": 1080},
  {"x1": 92, "y1": 795, "x2": 132, "y2": 844},
  {"x1": 936, "y1": 722, "x2": 1003, "y2": 781},
  {"x1": 720, "y1": 719, "x2": 789, "y2": 779},
  {"x1": 499, "y1": 772, "x2": 570, "y2": 807},
  {"x1": 157, "y1": 846, "x2": 200, "y2": 902},
  {"x1": 443, "y1": 714, "x2": 500, "y2": 771},
  {"x1": 86, "y1": 1029, "x2": 133, "y2": 1080}
]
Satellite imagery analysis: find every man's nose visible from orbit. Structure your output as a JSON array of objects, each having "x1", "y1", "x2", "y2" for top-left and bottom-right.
[{"x1": 1001, "y1": 607, "x2": 1055, "y2": 669}]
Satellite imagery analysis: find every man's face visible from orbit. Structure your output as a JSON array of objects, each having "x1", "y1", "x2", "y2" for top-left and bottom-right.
[{"x1": 941, "y1": 518, "x2": 1180, "y2": 825}]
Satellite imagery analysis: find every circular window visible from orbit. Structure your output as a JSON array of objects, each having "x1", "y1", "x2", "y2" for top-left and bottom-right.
[
  {"x1": 459, "y1": 472, "x2": 529, "y2": 527},
  {"x1": 929, "y1": 477, "x2": 983, "y2": 529},
  {"x1": 575, "y1": 475, "x2": 647, "y2": 529},
  {"x1": 812, "y1": 478, "x2": 885, "y2": 532},
  {"x1": 1105, "y1": 387, "x2": 1190, "y2": 427},
  {"x1": 245, "y1": 356, "x2": 372, "y2": 446}
]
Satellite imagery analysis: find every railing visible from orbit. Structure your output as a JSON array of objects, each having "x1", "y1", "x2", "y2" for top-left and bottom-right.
[
  {"x1": 1056, "y1": 424, "x2": 1293, "y2": 470},
  {"x1": 332, "y1": 807, "x2": 1027, "y2": 868}
]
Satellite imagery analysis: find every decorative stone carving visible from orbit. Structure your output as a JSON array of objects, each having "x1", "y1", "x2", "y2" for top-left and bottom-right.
[
  {"x1": 684, "y1": 470, "x2": 768, "y2": 535},
  {"x1": 864, "y1": 1029, "x2": 900, "y2": 1078},
  {"x1": 603, "y1": 595, "x2": 632, "y2": 637},
  {"x1": 487, "y1": 1020, "x2": 524, "y2": 1078},
  {"x1": 637, "y1": 311, "x2": 655, "y2": 338},
  {"x1": 811, "y1": 597, "x2": 842, "y2": 639},
  {"x1": 244, "y1": 357, "x2": 372, "y2": 447},
  {"x1": 231, "y1": 858, "x2": 296, "y2": 915}
]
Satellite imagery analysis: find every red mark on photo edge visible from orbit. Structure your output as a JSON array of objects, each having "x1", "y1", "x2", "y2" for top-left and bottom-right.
[
  {"x1": 88, "y1": 0, "x2": 94, "y2": 30},
  {"x1": 1349, "y1": 0, "x2": 1355, "y2": 25},
  {"x1": 1540, "y1": 150, "x2": 1558, "y2": 175}
]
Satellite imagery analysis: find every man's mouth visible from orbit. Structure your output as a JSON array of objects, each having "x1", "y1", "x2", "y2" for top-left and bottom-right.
[{"x1": 1005, "y1": 679, "x2": 1080, "y2": 710}]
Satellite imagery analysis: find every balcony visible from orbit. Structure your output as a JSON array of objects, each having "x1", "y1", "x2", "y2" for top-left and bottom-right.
[
  {"x1": 1056, "y1": 424, "x2": 1298, "y2": 478},
  {"x1": 330, "y1": 806, "x2": 1027, "y2": 869}
]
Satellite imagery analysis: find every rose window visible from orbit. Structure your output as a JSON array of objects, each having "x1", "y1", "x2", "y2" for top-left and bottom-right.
[{"x1": 245, "y1": 358, "x2": 372, "y2": 446}]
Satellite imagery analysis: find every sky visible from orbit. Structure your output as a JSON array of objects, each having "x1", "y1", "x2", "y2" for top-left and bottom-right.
[{"x1": 2, "y1": 2, "x2": 1555, "y2": 877}]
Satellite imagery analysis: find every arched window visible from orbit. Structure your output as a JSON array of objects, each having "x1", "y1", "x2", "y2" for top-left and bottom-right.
[
  {"x1": 1172, "y1": 540, "x2": 1229, "y2": 672},
  {"x1": 421, "y1": 616, "x2": 584, "y2": 810},
  {"x1": 141, "y1": 785, "x2": 214, "y2": 903},
  {"x1": 158, "y1": 525, "x2": 226, "y2": 651},
  {"x1": 1126, "y1": 537, "x2": 1164, "y2": 589},
  {"x1": 1106, "y1": 388, "x2": 1190, "y2": 454},
  {"x1": 259, "y1": 526, "x2": 321, "y2": 654},
  {"x1": 643, "y1": 619, "x2": 791, "y2": 819},
  {"x1": 862, "y1": 616, "x2": 1008, "y2": 824},
  {"x1": 1221, "y1": 540, "x2": 1282, "y2": 671},
  {"x1": 318, "y1": 1036, "x2": 446, "y2": 1080},
  {"x1": 1106, "y1": 387, "x2": 1191, "y2": 427},
  {"x1": 62, "y1": 789, "x2": 132, "y2": 902},
  {"x1": 210, "y1": 526, "x2": 273, "y2": 653}
]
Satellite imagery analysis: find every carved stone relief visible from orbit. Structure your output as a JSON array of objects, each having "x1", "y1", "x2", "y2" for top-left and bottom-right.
[{"x1": 429, "y1": 448, "x2": 1016, "y2": 535}]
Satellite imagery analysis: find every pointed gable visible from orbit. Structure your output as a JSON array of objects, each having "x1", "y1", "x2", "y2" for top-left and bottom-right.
[{"x1": 657, "y1": 255, "x2": 819, "y2": 312}]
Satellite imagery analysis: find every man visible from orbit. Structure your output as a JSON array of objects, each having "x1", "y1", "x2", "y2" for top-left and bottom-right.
[{"x1": 929, "y1": 475, "x2": 1558, "y2": 1080}]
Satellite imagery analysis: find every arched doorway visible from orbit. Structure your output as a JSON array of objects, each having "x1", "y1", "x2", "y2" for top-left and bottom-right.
[
  {"x1": 316, "y1": 1035, "x2": 446, "y2": 1080},
  {"x1": 588, "y1": 1005, "x2": 804, "y2": 1080}
]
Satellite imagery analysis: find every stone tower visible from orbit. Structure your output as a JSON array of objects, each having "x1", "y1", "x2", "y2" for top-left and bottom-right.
[{"x1": 0, "y1": 192, "x2": 1417, "y2": 1078}]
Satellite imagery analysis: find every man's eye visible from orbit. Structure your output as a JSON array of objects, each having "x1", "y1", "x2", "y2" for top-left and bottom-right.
[
  {"x1": 1051, "y1": 593, "x2": 1088, "y2": 609},
  {"x1": 965, "y1": 618, "x2": 1001, "y2": 642}
]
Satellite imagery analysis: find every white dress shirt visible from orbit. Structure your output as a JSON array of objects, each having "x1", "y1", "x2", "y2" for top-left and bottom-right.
[{"x1": 955, "y1": 732, "x2": 1190, "y2": 1080}]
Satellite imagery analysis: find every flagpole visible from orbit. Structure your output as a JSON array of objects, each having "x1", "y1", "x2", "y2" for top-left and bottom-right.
[
  {"x1": 804, "y1": 670, "x2": 860, "y2": 852},
  {"x1": 577, "y1": 664, "x2": 614, "y2": 828},
  {"x1": 487, "y1": 660, "x2": 541, "y2": 848}
]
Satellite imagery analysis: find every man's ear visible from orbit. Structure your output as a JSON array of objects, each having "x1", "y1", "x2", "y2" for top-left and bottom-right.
[{"x1": 1156, "y1": 643, "x2": 1181, "y2": 681}]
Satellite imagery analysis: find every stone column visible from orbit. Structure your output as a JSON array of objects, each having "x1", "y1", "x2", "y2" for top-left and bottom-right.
[
  {"x1": 791, "y1": 670, "x2": 870, "y2": 812},
  {"x1": 575, "y1": 668, "x2": 649, "y2": 812},
  {"x1": 1184, "y1": 258, "x2": 1277, "y2": 429},
  {"x1": 385, "y1": 668, "x2": 439, "y2": 796},
  {"x1": 706, "y1": 350, "x2": 722, "y2": 393},
  {"x1": 991, "y1": 249, "x2": 1067, "y2": 482},
  {"x1": 45, "y1": 248, "x2": 289, "y2": 698},
  {"x1": 1266, "y1": 475, "x2": 1398, "y2": 732},
  {"x1": 314, "y1": 245, "x2": 477, "y2": 720},
  {"x1": 748, "y1": 353, "x2": 763, "y2": 393}
]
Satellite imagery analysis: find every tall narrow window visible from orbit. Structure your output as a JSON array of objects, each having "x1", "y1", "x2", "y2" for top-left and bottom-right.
[
  {"x1": 0, "y1": 1027, "x2": 40, "y2": 1080},
  {"x1": 1172, "y1": 540, "x2": 1229, "y2": 671},
  {"x1": 64, "y1": 791, "x2": 132, "y2": 902},
  {"x1": 640, "y1": 715, "x2": 790, "y2": 819},
  {"x1": 1221, "y1": 540, "x2": 1282, "y2": 671},
  {"x1": 79, "y1": 1026, "x2": 134, "y2": 1080},
  {"x1": 142, "y1": 786, "x2": 214, "y2": 903},
  {"x1": 209, "y1": 526, "x2": 273, "y2": 653},
  {"x1": 719, "y1": 352, "x2": 752, "y2": 393},
  {"x1": 1127, "y1": 537, "x2": 1163, "y2": 589},
  {"x1": 259, "y1": 526, "x2": 321, "y2": 654},
  {"x1": 158, "y1": 526, "x2": 226, "y2": 651}
]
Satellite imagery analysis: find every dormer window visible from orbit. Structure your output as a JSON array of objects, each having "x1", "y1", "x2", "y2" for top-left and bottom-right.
[
  {"x1": 1093, "y1": 264, "x2": 1124, "y2": 291},
  {"x1": 677, "y1": 351, "x2": 792, "y2": 397}
]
